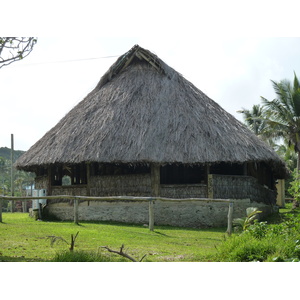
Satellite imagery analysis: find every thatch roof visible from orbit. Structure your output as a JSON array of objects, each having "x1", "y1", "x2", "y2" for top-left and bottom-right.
[{"x1": 15, "y1": 45, "x2": 286, "y2": 177}]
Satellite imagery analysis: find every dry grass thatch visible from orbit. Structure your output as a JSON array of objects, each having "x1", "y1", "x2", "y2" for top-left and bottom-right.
[{"x1": 15, "y1": 45, "x2": 286, "y2": 177}]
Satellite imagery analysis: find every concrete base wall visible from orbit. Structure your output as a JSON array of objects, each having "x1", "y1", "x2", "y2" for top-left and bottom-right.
[{"x1": 44, "y1": 199, "x2": 275, "y2": 228}]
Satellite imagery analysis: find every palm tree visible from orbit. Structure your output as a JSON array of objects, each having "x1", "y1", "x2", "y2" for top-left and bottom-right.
[
  {"x1": 238, "y1": 104, "x2": 275, "y2": 146},
  {"x1": 238, "y1": 105, "x2": 266, "y2": 135},
  {"x1": 261, "y1": 72, "x2": 300, "y2": 170}
]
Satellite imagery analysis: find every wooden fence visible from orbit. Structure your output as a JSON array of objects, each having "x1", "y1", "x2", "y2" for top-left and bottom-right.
[{"x1": 0, "y1": 195, "x2": 234, "y2": 234}]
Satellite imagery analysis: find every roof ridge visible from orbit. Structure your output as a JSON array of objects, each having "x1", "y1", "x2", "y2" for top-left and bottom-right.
[{"x1": 96, "y1": 45, "x2": 166, "y2": 89}]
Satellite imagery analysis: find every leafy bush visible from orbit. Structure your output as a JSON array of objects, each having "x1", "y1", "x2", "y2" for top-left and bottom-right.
[
  {"x1": 215, "y1": 210, "x2": 300, "y2": 262},
  {"x1": 233, "y1": 207, "x2": 262, "y2": 232}
]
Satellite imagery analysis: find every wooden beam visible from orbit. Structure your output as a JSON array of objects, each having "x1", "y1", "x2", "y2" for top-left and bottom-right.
[{"x1": 0, "y1": 195, "x2": 234, "y2": 202}]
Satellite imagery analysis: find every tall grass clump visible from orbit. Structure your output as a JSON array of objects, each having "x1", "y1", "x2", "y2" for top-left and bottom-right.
[
  {"x1": 215, "y1": 209, "x2": 300, "y2": 262},
  {"x1": 52, "y1": 250, "x2": 129, "y2": 262}
]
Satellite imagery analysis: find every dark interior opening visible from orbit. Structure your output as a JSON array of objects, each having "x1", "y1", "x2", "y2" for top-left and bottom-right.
[{"x1": 160, "y1": 164, "x2": 206, "y2": 184}]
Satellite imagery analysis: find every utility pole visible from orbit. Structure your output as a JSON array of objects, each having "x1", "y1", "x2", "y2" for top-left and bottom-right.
[{"x1": 11, "y1": 134, "x2": 14, "y2": 213}]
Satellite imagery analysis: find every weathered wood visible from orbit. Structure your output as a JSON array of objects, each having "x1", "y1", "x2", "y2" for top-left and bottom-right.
[
  {"x1": 150, "y1": 164, "x2": 160, "y2": 231},
  {"x1": 0, "y1": 195, "x2": 233, "y2": 202},
  {"x1": 101, "y1": 244, "x2": 146, "y2": 262},
  {"x1": 149, "y1": 200, "x2": 154, "y2": 231},
  {"x1": 226, "y1": 202, "x2": 234, "y2": 236},
  {"x1": 47, "y1": 165, "x2": 52, "y2": 196},
  {"x1": 151, "y1": 164, "x2": 160, "y2": 197},
  {"x1": 10, "y1": 134, "x2": 14, "y2": 213},
  {"x1": 74, "y1": 198, "x2": 79, "y2": 224},
  {"x1": 86, "y1": 163, "x2": 91, "y2": 196},
  {"x1": 207, "y1": 174, "x2": 213, "y2": 198},
  {"x1": 0, "y1": 198, "x2": 2, "y2": 222}
]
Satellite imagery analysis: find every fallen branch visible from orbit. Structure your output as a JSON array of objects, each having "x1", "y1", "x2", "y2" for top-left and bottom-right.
[{"x1": 101, "y1": 244, "x2": 146, "y2": 262}]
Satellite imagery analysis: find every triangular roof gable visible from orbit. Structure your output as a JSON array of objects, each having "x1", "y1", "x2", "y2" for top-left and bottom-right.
[{"x1": 96, "y1": 44, "x2": 166, "y2": 89}]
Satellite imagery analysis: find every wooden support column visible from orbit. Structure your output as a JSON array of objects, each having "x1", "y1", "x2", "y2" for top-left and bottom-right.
[
  {"x1": 207, "y1": 174, "x2": 213, "y2": 199},
  {"x1": 149, "y1": 164, "x2": 160, "y2": 231},
  {"x1": 47, "y1": 165, "x2": 52, "y2": 196},
  {"x1": 86, "y1": 162, "x2": 91, "y2": 196},
  {"x1": 0, "y1": 198, "x2": 2, "y2": 222},
  {"x1": 226, "y1": 202, "x2": 234, "y2": 236},
  {"x1": 74, "y1": 199, "x2": 79, "y2": 224}
]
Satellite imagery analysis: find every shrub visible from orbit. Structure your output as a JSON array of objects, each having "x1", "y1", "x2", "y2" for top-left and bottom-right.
[
  {"x1": 215, "y1": 233, "x2": 276, "y2": 262},
  {"x1": 52, "y1": 250, "x2": 127, "y2": 262},
  {"x1": 215, "y1": 210, "x2": 300, "y2": 262}
]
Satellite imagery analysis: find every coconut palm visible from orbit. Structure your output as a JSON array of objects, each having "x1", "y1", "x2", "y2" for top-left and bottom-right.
[
  {"x1": 237, "y1": 104, "x2": 276, "y2": 147},
  {"x1": 238, "y1": 104, "x2": 266, "y2": 136},
  {"x1": 261, "y1": 72, "x2": 300, "y2": 169}
]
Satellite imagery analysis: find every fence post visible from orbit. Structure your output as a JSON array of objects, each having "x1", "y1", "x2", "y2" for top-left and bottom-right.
[
  {"x1": 227, "y1": 202, "x2": 233, "y2": 236},
  {"x1": 74, "y1": 198, "x2": 79, "y2": 224},
  {"x1": 149, "y1": 199, "x2": 154, "y2": 231},
  {"x1": 0, "y1": 198, "x2": 2, "y2": 222}
]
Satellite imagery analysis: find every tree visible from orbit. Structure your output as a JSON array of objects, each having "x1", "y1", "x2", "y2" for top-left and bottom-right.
[
  {"x1": 238, "y1": 104, "x2": 266, "y2": 136},
  {"x1": 261, "y1": 72, "x2": 300, "y2": 170},
  {"x1": 0, "y1": 37, "x2": 37, "y2": 68},
  {"x1": 238, "y1": 104, "x2": 275, "y2": 147}
]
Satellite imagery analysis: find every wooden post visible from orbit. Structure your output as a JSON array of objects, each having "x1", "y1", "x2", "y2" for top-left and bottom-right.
[
  {"x1": 86, "y1": 162, "x2": 91, "y2": 196},
  {"x1": 207, "y1": 174, "x2": 213, "y2": 198},
  {"x1": 149, "y1": 199, "x2": 154, "y2": 231},
  {"x1": 74, "y1": 198, "x2": 79, "y2": 224},
  {"x1": 0, "y1": 198, "x2": 2, "y2": 222},
  {"x1": 150, "y1": 164, "x2": 160, "y2": 231},
  {"x1": 226, "y1": 202, "x2": 233, "y2": 236},
  {"x1": 10, "y1": 134, "x2": 14, "y2": 213}
]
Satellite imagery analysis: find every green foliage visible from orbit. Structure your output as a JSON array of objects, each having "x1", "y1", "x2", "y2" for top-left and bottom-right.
[
  {"x1": 233, "y1": 207, "x2": 262, "y2": 231},
  {"x1": 288, "y1": 169, "x2": 300, "y2": 203},
  {"x1": 261, "y1": 72, "x2": 300, "y2": 156},
  {"x1": 52, "y1": 250, "x2": 119, "y2": 262},
  {"x1": 0, "y1": 148, "x2": 35, "y2": 211},
  {"x1": 216, "y1": 208, "x2": 300, "y2": 262}
]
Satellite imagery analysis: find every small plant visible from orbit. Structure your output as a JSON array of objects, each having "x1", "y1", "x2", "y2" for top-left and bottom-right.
[
  {"x1": 247, "y1": 220, "x2": 268, "y2": 239},
  {"x1": 47, "y1": 231, "x2": 79, "y2": 251},
  {"x1": 233, "y1": 207, "x2": 262, "y2": 231}
]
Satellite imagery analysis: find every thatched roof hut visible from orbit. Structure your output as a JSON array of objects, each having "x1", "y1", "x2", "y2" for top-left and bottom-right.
[{"x1": 16, "y1": 44, "x2": 285, "y2": 178}]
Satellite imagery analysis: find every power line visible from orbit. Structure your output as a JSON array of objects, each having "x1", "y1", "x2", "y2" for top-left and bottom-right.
[{"x1": 15, "y1": 55, "x2": 120, "y2": 67}]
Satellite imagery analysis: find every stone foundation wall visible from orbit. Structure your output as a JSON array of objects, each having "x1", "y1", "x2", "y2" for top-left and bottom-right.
[{"x1": 45, "y1": 199, "x2": 274, "y2": 228}]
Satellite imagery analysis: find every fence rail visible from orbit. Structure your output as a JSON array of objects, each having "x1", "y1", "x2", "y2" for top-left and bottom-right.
[{"x1": 0, "y1": 195, "x2": 234, "y2": 234}]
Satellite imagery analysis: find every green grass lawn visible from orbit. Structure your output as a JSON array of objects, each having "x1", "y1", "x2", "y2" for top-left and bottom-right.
[{"x1": 0, "y1": 213, "x2": 226, "y2": 262}]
